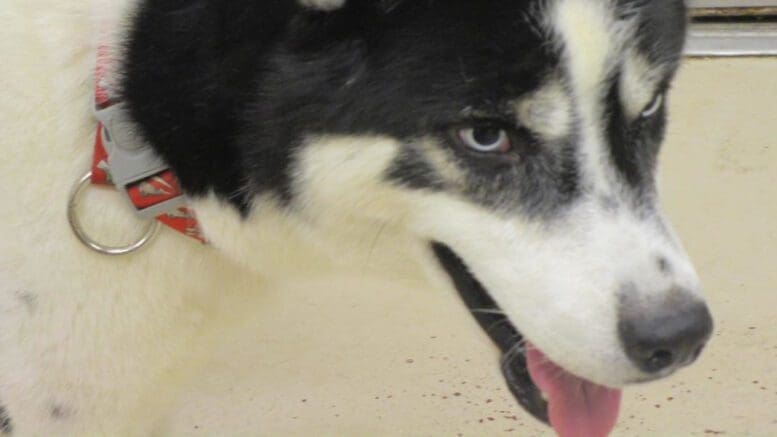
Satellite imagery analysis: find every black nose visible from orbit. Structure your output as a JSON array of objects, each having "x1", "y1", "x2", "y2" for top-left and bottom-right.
[{"x1": 618, "y1": 292, "x2": 713, "y2": 374}]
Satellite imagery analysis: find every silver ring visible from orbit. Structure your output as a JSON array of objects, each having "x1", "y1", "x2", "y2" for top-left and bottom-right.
[{"x1": 67, "y1": 170, "x2": 160, "y2": 256}]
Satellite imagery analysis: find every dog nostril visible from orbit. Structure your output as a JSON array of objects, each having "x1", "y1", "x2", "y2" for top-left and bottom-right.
[
  {"x1": 618, "y1": 293, "x2": 713, "y2": 374},
  {"x1": 646, "y1": 350, "x2": 674, "y2": 372}
]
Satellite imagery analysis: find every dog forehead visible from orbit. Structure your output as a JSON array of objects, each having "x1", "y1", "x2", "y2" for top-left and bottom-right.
[
  {"x1": 537, "y1": 0, "x2": 685, "y2": 71},
  {"x1": 383, "y1": 2, "x2": 549, "y2": 61},
  {"x1": 293, "y1": 2, "x2": 561, "y2": 134},
  {"x1": 372, "y1": 0, "x2": 684, "y2": 101},
  {"x1": 627, "y1": 0, "x2": 688, "y2": 65}
]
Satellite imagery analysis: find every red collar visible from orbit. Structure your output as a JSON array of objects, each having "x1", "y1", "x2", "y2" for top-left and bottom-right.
[{"x1": 91, "y1": 45, "x2": 207, "y2": 244}]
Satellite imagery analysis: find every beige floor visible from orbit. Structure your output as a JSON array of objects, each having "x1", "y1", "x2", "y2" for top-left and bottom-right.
[{"x1": 164, "y1": 58, "x2": 777, "y2": 436}]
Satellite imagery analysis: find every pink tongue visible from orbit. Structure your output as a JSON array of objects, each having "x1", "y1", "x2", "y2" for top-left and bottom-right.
[{"x1": 526, "y1": 345, "x2": 622, "y2": 437}]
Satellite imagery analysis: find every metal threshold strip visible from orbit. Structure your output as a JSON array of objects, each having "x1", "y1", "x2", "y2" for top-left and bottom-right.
[
  {"x1": 686, "y1": 1, "x2": 777, "y2": 56},
  {"x1": 687, "y1": 23, "x2": 777, "y2": 57},
  {"x1": 691, "y1": 7, "x2": 777, "y2": 18}
]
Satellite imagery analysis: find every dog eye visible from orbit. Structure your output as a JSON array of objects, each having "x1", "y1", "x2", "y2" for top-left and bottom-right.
[
  {"x1": 458, "y1": 127, "x2": 511, "y2": 153},
  {"x1": 640, "y1": 93, "x2": 664, "y2": 118}
]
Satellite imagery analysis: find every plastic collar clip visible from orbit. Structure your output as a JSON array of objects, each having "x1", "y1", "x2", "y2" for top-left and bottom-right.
[{"x1": 94, "y1": 102, "x2": 188, "y2": 220}]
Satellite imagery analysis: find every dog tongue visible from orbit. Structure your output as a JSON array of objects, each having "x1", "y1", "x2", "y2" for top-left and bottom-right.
[{"x1": 526, "y1": 346, "x2": 622, "y2": 437}]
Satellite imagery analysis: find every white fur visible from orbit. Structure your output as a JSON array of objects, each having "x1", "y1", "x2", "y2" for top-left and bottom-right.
[
  {"x1": 621, "y1": 49, "x2": 667, "y2": 119},
  {"x1": 515, "y1": 78, "x2": 573, "y2": 141},
  {"x1": 549, "y1": 0, "x2": 626, "y2": 194},
  {"x1": 0, "y1": 0, "x2": 704, "y2": 434},
  {"x1": 0, "y1": 1, "x2": 231, "y2": 434}
]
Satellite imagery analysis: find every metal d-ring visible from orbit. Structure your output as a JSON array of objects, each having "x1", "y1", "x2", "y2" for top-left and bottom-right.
[{"x1": 67, "y1": 170, "x2": 160, "y2": 256}]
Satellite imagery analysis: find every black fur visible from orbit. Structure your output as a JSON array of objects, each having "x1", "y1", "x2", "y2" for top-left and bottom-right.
[
  {"x1": 607, "y1": 0, "x2": 686, "y2": 190},
  {"x1": 0, "y1": 405, "x2": 11, "y2": 435},
  {"x1": 123, "y1": 0, "x2": 302, "y2": 209},
  {"x1": 386, "y1": 148, "x2": 445, "y2": 191},
  {"x1": 605, "y1": 74, "x2": 668, "y2": 191},
  {"x1": 122, "y1": 1, "x2": 571, "y2": 215},
  {"x1": 632, "y1": 0, "x2": 688, "y2": 66},
  {"x1": 122, "y1": 0, "x2": 686, "y2": 216}
]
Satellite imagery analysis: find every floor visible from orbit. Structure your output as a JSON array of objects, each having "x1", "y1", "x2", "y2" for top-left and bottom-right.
[{"x1": 165, "y1": 58, "x2": 777, "y2": 436}]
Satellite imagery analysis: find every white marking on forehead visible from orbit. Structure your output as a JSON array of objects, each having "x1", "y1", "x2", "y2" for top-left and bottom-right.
[
  {"x1": 515, "y1": 79, "x2": 573, "y2": 142},
  {"x1": 551, "y1": 0, "x2": 620, "y2": 97},
  {"x1": 546, "y1": 0, "x2": 636, "y2": 196},
  {"x1": 620, "y1": 49, "x2": 667, "y2": 119}
]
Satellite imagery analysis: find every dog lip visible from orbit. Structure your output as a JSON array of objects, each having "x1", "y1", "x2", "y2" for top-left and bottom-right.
[
  {"x1": 431, "y1": 242, "x2": 550, "y2": 425},
  {"x1": 501, "y1": 342, "x2": 551, "y2": 424}
]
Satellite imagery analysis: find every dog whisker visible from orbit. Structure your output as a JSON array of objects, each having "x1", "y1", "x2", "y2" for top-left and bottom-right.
[
  {"x1": 485, "y1": 317, "x2": 513, "y2": 333},
  {"x1": 469, "y1": 308, "x2": 506, "y2": 315}
]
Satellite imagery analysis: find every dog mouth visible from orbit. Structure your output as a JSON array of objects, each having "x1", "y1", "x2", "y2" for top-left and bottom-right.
[{"x1": 432, "y1": 243, "x2": 622, "y2": 437}]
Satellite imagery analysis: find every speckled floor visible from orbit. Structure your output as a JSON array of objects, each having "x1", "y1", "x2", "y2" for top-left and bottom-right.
[{"x1": 164, "y1": 58, "x2": 777, "y2": 436}]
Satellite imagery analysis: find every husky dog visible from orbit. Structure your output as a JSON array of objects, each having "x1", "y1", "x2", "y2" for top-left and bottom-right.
[{"x1": 0, "y1": 0, "x2": 712, "y2": 435}]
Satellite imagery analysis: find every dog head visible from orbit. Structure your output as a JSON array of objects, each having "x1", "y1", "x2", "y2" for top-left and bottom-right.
[
  {"x1": 263, "y1": 0, "x2": 712, "y2": 386},
  {"x1": 124, "y1": 0, "x2": 713, "y2": 432}
]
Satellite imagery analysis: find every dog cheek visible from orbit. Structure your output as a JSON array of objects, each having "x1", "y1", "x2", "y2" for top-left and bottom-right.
[{"x1": 289, "y1": 135, "x2": 417, "y2": 226}]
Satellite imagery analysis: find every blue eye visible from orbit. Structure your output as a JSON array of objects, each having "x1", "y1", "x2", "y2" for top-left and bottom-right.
[
  {"x1": 458, "y1": 127, "x2": 511, "y2": 153},
  {"x1": 640, "y1": 94, "x2": 664, "y2": 118}
]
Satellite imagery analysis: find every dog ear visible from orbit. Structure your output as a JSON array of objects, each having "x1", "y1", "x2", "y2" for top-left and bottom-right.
[{"x1": 299, "y1": 0, "x2": 405, "y2": 14}]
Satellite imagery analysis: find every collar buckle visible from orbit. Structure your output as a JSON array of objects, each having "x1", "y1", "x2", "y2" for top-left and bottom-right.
[{"x1": 95, "y1": 103, "x2": 188, "y2": 221}]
